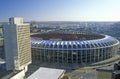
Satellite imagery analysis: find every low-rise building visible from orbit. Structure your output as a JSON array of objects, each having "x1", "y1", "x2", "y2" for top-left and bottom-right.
[{"x1": 27, "y1": 67, "x2": 65, "y2": 79}]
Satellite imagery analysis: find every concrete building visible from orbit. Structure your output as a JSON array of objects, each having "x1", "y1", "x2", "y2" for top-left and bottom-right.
[
  {"x1": 3, "y1": 17, "x2": 31, "y2": 71},
  {"x1": 27, "y1": 67, "x2": 65, "y2": 79},
  {"x1": 9, "y1": 17, "x2": 23, "y2": 25},
  {"x1": 0, "y1": 25, "x2": 4, "y2": 60},
  {"x1": 31, "y1": 32, "x2": 119, "y2": 66}
]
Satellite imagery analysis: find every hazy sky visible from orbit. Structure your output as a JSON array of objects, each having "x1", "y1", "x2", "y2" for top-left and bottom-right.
[{"x1": 0, "y1": 0, "x2": 120, "y2": 22}]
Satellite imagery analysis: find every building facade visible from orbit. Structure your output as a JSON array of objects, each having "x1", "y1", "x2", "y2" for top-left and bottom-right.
[
  {"x1": 31, "y1": 32, "x2": 119, "y2": 64},
  {"x1": 0, "y1": 25, "x2": 4, "y2": 60},
  {"x1": 3, "y1": 17, "x2": 31, "y2": 70}
]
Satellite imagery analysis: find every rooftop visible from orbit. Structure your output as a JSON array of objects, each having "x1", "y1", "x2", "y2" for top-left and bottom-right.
[{"x1": 27, "y1": 67, "x2": 65, "y2": 79}]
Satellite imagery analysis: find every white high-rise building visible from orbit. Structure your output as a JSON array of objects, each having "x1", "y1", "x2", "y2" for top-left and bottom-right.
[{"x1": 3, "y1": 17, "x2": 31, "y2": 70}]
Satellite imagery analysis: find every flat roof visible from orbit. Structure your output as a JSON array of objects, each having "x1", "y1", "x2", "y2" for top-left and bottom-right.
[{"x1": 27, "y1": 67, "x2": 65, "y2": 79}]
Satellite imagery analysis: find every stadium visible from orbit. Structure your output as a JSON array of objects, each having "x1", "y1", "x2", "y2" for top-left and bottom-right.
[{"x1": 31, "y1": 32, "x2": 119, "y2": 64}]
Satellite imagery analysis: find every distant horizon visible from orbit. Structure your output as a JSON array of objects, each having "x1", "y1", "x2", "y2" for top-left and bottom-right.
[{"x1": 0, "y1": 20, "x2": 120, "y2": 23}]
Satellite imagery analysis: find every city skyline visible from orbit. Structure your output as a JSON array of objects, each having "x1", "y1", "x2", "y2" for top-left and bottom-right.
[{"x1": 0, "y1": 0, "x2": 120, "y2": 22}]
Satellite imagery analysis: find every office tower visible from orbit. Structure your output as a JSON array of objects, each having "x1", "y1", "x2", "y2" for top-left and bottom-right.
[
  {"x1": 3, "y1": 17, "x2": 31, "y2": 70},
  {"x1": 0, "y1": 25, "x2": 4, "y2": 60}
]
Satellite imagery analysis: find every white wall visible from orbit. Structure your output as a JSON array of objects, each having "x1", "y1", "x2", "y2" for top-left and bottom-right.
[{"x1": 10, "y1": 70, "x2": 25, "y2": 79}]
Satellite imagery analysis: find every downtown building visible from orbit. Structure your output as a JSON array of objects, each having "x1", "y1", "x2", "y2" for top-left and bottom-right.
[{"x1": 3, "y1": 17, "x2": 31, "y2": 71}]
